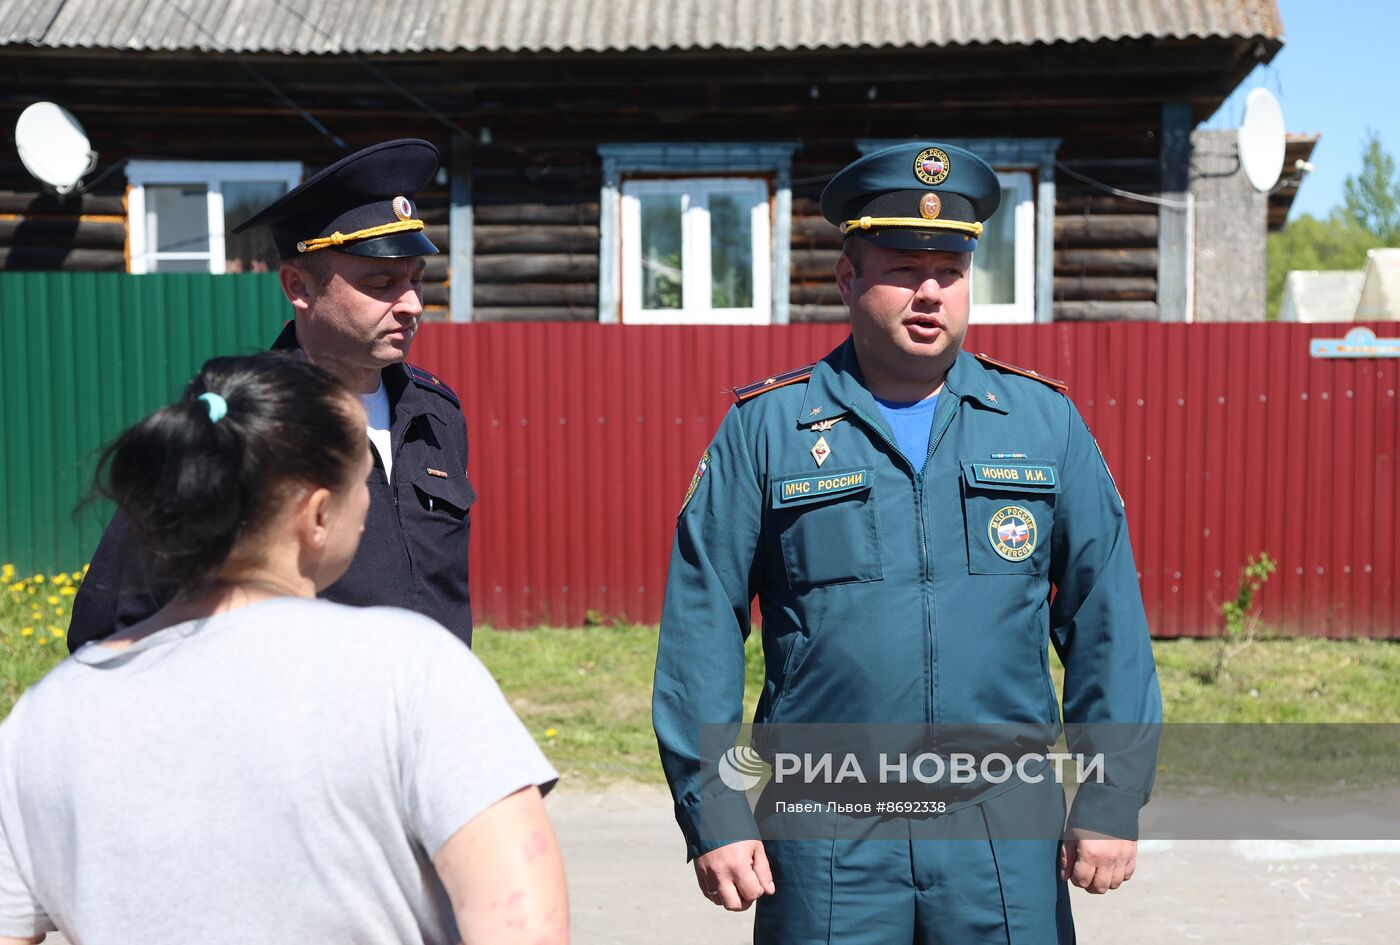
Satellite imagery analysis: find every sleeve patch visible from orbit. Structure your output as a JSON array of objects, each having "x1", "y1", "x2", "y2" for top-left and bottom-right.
[{"x1": 679, "y1": 449, "x2": 711, "y2": 515}]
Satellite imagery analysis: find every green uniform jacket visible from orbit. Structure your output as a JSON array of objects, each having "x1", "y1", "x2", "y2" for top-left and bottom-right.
[{"x1": 652, "y1": 336, "x2": 1163, "y2": 860}]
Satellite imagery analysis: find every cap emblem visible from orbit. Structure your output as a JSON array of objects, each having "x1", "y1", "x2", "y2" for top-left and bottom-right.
[
  {"x1": 392, "y1": 195, "x2": 413, "y2": 222},
  {"x1": 914, "y1": 147, "x2": 951, "y2": 186},
  {"x1": 919, "y1": 193, "x2": 942, "y2": 220}
]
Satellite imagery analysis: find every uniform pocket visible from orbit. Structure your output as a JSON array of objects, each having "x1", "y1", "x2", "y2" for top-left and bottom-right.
[
  {"x1": 411, "y1": 470, "x2": 477, "y2": 518},
  {"x1": 960, "y1": 459, "x2": 1058, "y2": 575},
  {"x1": 770, "y1": 467, "x2": 883, "y2": 589}
]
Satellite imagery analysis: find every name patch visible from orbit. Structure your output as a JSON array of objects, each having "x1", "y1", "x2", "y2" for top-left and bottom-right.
[
  {"x1": 971, "y1": 463, "x2": 1056, "y2": 487},
  {"x1": 774, "y1": 468, "x2": 871, "y2": 506},
  {"x1": 962, "y1": 459, "x2": 1059, "y2": 493}
]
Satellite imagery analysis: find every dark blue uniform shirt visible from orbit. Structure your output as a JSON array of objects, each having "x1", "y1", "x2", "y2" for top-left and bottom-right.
[{"x1": 67, "y1": 323, "x2": 475, "y2": 649}]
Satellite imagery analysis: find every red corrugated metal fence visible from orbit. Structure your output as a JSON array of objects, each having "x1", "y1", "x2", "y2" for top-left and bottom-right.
[{"x1": 410, "y1": 323, "x2": 1398, "y2": 637}]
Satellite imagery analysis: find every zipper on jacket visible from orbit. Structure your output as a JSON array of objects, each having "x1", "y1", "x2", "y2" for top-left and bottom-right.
[
  {"x1": 920, "y1": 403, "x2": 958, "y2": 726},
  {"x1": 849, "y1": 403, "x2": 933, "y2": 727}
]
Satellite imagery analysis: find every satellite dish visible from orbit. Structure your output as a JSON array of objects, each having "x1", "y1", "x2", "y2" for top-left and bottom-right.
[
  {"x1": 15, "y1": 102, "x2": 97, "y2": 194},
  {"x1": 1238, "y1": 88, "x2": 1286, "y2": 192}
]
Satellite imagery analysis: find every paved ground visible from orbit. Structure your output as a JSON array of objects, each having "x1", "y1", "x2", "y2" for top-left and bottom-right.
[
  {"x1": 42, "y1": 786, "x2": 1400, "y2": 943},
  {"x1": 551, "y1": 787, "x2": 1400, "y2": 945}
]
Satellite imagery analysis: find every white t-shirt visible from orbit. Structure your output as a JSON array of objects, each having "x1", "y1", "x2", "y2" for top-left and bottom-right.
[
  {"x1": 361, "y1": 379, "x2": 393, "y2": 481},
  {"x1": 0, "y1": 597, "x2": 557, "y2": 944}
]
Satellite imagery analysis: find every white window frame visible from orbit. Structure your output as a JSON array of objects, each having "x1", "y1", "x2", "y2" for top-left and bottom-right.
[
  {"x1": 597, "y1": 143, "x2": 798, "y2": 324},
  {"x1": 125, "y1": 160, "x2": 303, "y2": 274},
  {"x1": 972, "y1": 170, "x2": 1036, "y2": 324},
  {"x1": 620, "y1": 176, "x2": 772, "y2": 325}
]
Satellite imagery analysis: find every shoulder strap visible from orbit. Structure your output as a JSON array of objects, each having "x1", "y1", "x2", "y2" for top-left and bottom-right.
[
  {"x1": 974, "y1": 353, "x2": 1068, "y2": 392},
  {"x1": 733, "y1": 364, "x2": 815, "y2": 402},
  {"x1": 405, "y1": 364, "x2": 460, "y2": 407}
]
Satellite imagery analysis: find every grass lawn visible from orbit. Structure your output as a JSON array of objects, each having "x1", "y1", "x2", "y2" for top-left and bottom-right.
[{"x1": 5, "y1": 565, "x2": 1399, "y2": 788}]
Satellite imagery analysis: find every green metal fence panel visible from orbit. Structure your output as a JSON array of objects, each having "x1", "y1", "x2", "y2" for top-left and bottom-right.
[{"x1": 0, "y1": 273, "x2": 287, "y2": 575}]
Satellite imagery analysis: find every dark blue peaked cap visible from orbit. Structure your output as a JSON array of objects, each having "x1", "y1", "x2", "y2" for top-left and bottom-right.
[
  {"x1": 820, "y1": 142, "x2": 1001, "y2": 253},
  {"x1": 233, "y1": 139, "x2": 440, "y2": 260}
]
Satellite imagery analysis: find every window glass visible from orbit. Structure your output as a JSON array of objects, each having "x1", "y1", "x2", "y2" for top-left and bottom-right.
[
  {"x1": 640, "y1": 193, "x2": 684, "y2": 310},
  {"x1": 145, "y1": 184, "x2": 209, "y2": 254},
  {"x1": 223, "y1": 180, "x2": 290, "y2": 272},
  {"x1": 709, "y1": 192, "x2": 753, "y2": 309},
  {"x1": 149, "y1": 258, "x2": 212, "y2": 273},
  {"x1": 972, "y1": 183, "x2": 1018, "y2": 306}
]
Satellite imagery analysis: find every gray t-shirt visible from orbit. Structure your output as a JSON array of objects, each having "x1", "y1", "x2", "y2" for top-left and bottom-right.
[{"x1": 0, "y1": 597, "x2": 558, "y2": 944}]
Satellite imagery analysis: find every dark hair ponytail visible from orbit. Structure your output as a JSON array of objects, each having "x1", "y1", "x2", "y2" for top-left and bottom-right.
[{"x1": 96, "y1": 352, "x2": 364, "y2": 590}]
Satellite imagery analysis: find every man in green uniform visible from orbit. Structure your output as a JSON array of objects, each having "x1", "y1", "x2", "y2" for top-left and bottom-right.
[{"x1": 652, "y1": 142, "x2": 1162, "y2": 944}]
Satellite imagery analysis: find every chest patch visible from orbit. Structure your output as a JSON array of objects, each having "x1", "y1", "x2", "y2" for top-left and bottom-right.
[
  {"x1": 988, "y1": 505, "x2": 1038, "y2": 561},
  {"x1": 773, "y1": 468, "x2": 871, "y2": 506}
]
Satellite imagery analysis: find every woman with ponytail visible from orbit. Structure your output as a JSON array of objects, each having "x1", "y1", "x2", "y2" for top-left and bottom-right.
[{"x1": 0, "y1": 353, "x2": 566, "y2": 945}]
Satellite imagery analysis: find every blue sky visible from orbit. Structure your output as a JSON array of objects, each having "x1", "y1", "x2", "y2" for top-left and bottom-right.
[{"x1": 1203, "y1": 0, "x2": 1400, "y2": 222}]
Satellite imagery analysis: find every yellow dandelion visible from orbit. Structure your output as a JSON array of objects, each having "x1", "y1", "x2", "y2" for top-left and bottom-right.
[
  {"x1": 32, "y1": 574, "x2": 44, "y2": 584},
  {"x1": 72, "y1": 571, "x2": 83, "y2": 581},
  {"x1": 51, "y1": 627, "x2": 66, "y2": 639},
  {"x1": 20, "y1": 627, "x2": 33, "y2": 637},
  {"x1": 53, "y1": 573, "x2": 69, "y2": 586},
  {"x1": 47, "y1": 595, "x2": 59, "y2": 605},
  {"x1": 544, "y1": 727, "x2": 558, "y2": 738},
  {"x1": 1, "y1": 563, "x2": 14, "y2": 578},
  {"x1": 59, "y1": 586, "x2": 76, "y2": 596},
  {"x1": 8, "y1": 583, "x2": 24, "y2": 593},
  {"x1": 27, "y1": 586, "x2": 37, "y2": 595},
  {"x1": 38, "y1": 637, "x2": 49, "y2": 646},
  {"x1": 82, "y1": 563, "x2": 90, "y2": 573},
  {"x1": 53, "y1": 606, "x2": 65, "y2": 617}
]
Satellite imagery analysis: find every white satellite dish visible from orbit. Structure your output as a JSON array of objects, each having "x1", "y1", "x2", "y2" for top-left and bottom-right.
[
  {"x1": 15, "y1": 102, "x2": 97, "y2": 194},
  {"x1": 1238, "y1": 88, "x2": 1286, "y2": 192}
]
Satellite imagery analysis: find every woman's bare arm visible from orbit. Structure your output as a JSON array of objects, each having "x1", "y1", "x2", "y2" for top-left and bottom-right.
[{"x1": 432, "y1": 786, "x2": 567, "y2": 945}]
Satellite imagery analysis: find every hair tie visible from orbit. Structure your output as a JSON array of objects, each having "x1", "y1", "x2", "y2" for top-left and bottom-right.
[{"x1": 197, "y1": 392, "x2": 228, "y2": 424}]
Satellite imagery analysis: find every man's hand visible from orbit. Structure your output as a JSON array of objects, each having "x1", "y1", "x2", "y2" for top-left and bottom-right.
[
  {"x1": 692, "y1": 839, "x2": 776, "y2": 911},
  {"x1": 1060, "y1": 827, "x2": 1137, "y2": 894}
]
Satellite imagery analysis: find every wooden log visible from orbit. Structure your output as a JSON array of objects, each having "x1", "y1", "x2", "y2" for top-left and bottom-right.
[
  {"x1": 790, "y1": 283, "x2": 843, "y2": 306},
  {"x1": 0, "y1": 246, "x2": 124, "y2": 271},
  {"x1": 473, "y1": 165, "x2": 599, "y2": 187},
  {"x1": 790, "y1": 248, "x2": 842, "y2": 281},
  {"x1": 424, "y1": 255, "x2": 449, "y2": 281},
  {"x1": 0, "y1": 217, "x2": 127, "y2": 249},
  {"x1": 790, "y1": 216, "x2": 843, "y2": 248},
  {"x1": 474, "y1": 224, "x2": 599, "y2": 254},
  {"x1": 1054, "y1": 194, "x2": 1155, "y2": 216},
  {"x1": 473, "y1": 282, "x2": 598, "y2": 306},
  {"x1": 424, "y1": 224, "x2": 449, "y2": 247},
  {"x1": 1053, "y1": 276, "x2": 1157, "y2": 301},
  {"x1": 790, "y1": 304, "x2": 850, "y2": 323},
  {"x1": 423, "y1": 283, "x2": 449, "y2": 307},
  {"x1": 474, "y1": 253, "x2": 598, "y2": 283},
  {"x1": 1053, "y1": 215, "x2": 1158, "y2": 248},
  {"x1": 1053, "y1": 301, "x2": 1160, "y2": 322},
  {"x1": 0, "y1": 190, "x2": 126, "y2": 216},
  {"x1": 475, "y1": 202, "x2": 600, "y2": 223},
  {"x1": 1053, "y1": 248, "x2": 1157, "y2": 276},
  {"x1": 473, "y1": 305, "x2": 597, "y2": 322}
]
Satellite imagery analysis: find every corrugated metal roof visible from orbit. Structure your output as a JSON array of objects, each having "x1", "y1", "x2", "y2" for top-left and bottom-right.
[{"x1": 2, "y1": 0, "x2": 1283, "y2": 55}]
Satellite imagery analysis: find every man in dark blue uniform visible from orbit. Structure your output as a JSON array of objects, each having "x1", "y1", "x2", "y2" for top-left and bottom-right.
[
  {"x1": 69, "y1": 139, "x2": 476, "y2": 648},
  {"x1": 653, "y1": 143, "x2": 1162, "y2": 943}
]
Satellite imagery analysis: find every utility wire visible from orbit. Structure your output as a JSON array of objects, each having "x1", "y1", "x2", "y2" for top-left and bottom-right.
[
  {"x1": 154, "y1": 0, "x2": 348, "y2": 151},
  {"x1": 268, "y1": 0, "x2": 472, "y2": 139}
]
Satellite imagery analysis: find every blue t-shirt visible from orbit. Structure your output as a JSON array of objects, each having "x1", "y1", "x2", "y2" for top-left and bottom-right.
[{"x1": 873, "y1": 393, "x2": 940, "y2": 471}]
